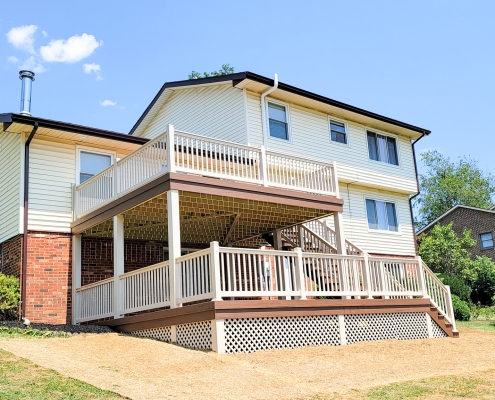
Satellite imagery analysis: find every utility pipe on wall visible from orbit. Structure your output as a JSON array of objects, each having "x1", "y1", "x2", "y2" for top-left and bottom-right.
[{"x1": 261, "y1": 73, "x2": 278, "y2": 149}]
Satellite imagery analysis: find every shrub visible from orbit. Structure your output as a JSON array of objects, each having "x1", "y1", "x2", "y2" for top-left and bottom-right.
[
  {"x1": 0, "y1": 274, "x2": 20, "y2": 320},
  {"x1": 452, "y1": 294, "x2": 471, "y2": 321},
  {"x1": 469, "y1": 256, "x2": 495, "y2": 306},
  {"x1": 441, "y1": 274, "x2": 471, "y2": 303}
]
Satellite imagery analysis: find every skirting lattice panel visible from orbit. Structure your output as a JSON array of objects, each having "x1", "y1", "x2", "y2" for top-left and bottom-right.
[
  {"x1": 177, "y1": 320, "x2": 212, "y2": 350},
  {"x1": 430, "y1": 316, "x2": 449, "y2": 338},
  {"x1": 224, "y1": 315, "x2": 340, "y2": 354},
  {"x1": 344, "y1": 312, "x2": 429, "y2": 343},
  {"x1": 131, "y1": 326, "x2": 172, "y2": 342}
]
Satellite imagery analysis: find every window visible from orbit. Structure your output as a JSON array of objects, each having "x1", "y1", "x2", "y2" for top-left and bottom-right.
[
  {"x1": 330, "y1": 120, "x2": 347, "y2": 144},
  {"x1": 367, "y1": 131, "x2": 398, "y2": 165},
  {"x1": 78, "y1": 150, "x2": 112, "y2": 184},
  {"x1": 268, "y1": 102, "x2": 289, "y2": 140},
  {"x1": 480, "y1": 232, "x2": 494, "y2": 249},
  {"x1": 366, "y1": 199, "x2": 398, "y2": 232}
]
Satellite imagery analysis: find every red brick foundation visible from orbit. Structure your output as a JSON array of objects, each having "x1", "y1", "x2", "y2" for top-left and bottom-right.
[
  {"x1": 25, "y1": 232, "x2": 72, "y2": 324},
  {"x1": 0, "y1": 234, "x2": 23, "y2": 277}
]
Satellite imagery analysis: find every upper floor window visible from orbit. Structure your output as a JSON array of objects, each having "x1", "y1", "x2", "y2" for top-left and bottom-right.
[
  {"x1": 330, "y1": 120, "x2": 347, "y2": 144},
  {"x1": 367, "y1": 131, "x2": 398, "y2": 165},
  {"x1": 480, "y1": 232, "x2": 494, "y2": 249},
  {"x1": 268, "y1": 102, "x2": 289, "y2": 141},
  {"x1": 77, "y1": 148, "x2": 114, "y2": 184},
  {"x1": 366, "y1": 198, "x2": 398, "y2": 232}
]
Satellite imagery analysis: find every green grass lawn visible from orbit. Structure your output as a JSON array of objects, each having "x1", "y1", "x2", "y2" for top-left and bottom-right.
[
  {"x1": 457, "y1": 319, "x2": 495, "y2": 334},
  {"x1": 364, "y1": 370, "x2": 495, "y2": 400},
  {"x1": 0, "y1": 348, "x2": 125, "y2": 400}
]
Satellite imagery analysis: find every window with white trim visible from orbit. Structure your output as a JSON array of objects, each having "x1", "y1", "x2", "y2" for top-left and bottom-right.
[
  {"x1": 366, "y1": 199, "x2": 398, "y2": 232},
  {"x1": 480, "y1": 232, "x2": 494, "y2": 249},
  {"x1": 78, "y1": 150, "x2": 113, "y2": 184},
  {"x1": 268, "y1": 102, "x2": 289, "y2": 140},
  {"x1": 330, "y1": 120, "x2": 347, "y2": 144},
  {"x1": 367, "y1": 131, "x2": 398, "y2": 165}
]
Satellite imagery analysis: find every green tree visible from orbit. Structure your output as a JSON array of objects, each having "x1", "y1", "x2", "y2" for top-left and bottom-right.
[
  {"x1": 469, "y1": 256, "x2": 495, "y2": 305},
  {"x1": 414, "y1": 150, "x2": 495, "y2": 229},
  {"x1": 418, "y1": 223, "x2": 476, "y2": 278},
  {"x1": 188, "y1": 64, "x2": 235, "y2": 80}
]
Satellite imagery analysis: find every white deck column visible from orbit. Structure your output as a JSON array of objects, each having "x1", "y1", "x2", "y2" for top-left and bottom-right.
[
  {"x1": 71, "y1": 234, "x2": 82, "y2": 325},
  {"x1": 113, "y1": 214, "x2": 125, "y2": 319},
  {"x1": 167, "y1": 189, "x2": 180, "y2": 309},
  {"x1": 212, "y1": 319, "x2": 226, "y2": 354},
  {"x1": 333, "y1": 212, "x2": 346, "y2": 255}
]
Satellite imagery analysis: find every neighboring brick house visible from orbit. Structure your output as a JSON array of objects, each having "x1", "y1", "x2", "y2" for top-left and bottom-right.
[{"x1": 417, "y1": 205, "x2": 495, "y2": 261}]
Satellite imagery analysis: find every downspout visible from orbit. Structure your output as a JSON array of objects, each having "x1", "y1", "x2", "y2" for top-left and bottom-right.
[
  {"x1": 261, "y1": 74, "x2": 278, "y2": 149},
  {"x1": 21, "y1": 122, "x2": 38, "y2": 319},
  {"x1": 409, "y1": 132, "x2": 426, "y2": 253}
]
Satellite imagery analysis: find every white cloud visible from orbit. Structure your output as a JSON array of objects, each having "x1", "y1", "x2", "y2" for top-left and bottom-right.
[
  {"x1": 83, "y1": 63, "x2": 103, "y2": 80},
  {"x1": 83, "y1": 62, "x2": 100, "y2": 74},
  {"x1": 100, "y1": 99, "x2": 116, "y2": 107},
  {"x1": 19, "y1": 56, "x2": 46, "y2": 73},
  {"x1": 6, "y1": 25, "x2": 38, "y2": 54},
  {"x1": 40, "y1": 33, "x2": 103, "y2": 63},
  {"x1": 8, "y1": 56, "x2": 18, "y2": 64},
  {"x1": 42, "y1": 30, "x2": 48, "y2": 38}
]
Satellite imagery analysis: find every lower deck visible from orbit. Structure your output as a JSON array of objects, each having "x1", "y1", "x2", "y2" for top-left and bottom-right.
[{"x1": 101, "y1": 298, "x2": 455, "y2": 354}]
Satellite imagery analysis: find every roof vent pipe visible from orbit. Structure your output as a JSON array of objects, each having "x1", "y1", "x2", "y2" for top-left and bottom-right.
[{"x1": 19, "y1": 70, "x2": 35, "y2": 116}]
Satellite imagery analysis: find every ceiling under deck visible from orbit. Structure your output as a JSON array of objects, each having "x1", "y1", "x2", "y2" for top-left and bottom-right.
[{"x1": 82, "y1": 190, "x2": 333, "y2": 247}]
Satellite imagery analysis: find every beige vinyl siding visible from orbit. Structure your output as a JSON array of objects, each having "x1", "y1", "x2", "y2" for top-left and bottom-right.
[
  {"x1": 28, "y1": 138, "x2": 131, "y2": 232},
  {"x1": 246, "y1": 91, "x2": 417, "y2": 193},
  {"x1": 324, "y1": 185, "x2": 416, "y2": 256},
  {"x1": 0, "y1": 132, "x2": 23, "y2": 243},
  {"x1": 140, "y1": 84, "x2": 246, "y2": 143}
]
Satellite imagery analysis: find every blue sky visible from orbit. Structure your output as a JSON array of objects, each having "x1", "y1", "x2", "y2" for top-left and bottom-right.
[{"x1": 1, "y1": 1, "x2": 494, "y2": 175}]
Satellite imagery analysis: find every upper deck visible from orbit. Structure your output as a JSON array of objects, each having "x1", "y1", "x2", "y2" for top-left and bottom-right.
[{"x1": 74, "y1": 125, "x2": 340, "y2": 219}]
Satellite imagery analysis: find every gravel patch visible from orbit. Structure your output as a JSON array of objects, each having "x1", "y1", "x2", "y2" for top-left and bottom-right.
[
  {"x1": 0, "y1": 321, "x2": 114, "y2": 334},
  {"x1": 0, "y1": 328, "x2": 494, "y2": 400}
]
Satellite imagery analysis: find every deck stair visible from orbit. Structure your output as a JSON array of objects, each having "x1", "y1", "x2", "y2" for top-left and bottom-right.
[{"x1": 280, "y1": 218, "x2": 458, "y2": 337}]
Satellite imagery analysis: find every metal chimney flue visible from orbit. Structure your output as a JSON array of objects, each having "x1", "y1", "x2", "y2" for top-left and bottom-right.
[{"x1": 19, "y1": 70, "x2": 35, "y2": 116}]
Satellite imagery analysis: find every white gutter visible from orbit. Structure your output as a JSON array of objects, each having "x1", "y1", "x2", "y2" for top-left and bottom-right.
[{"x1": 261, "y1": 73, "x2": 278, "y2": 149}]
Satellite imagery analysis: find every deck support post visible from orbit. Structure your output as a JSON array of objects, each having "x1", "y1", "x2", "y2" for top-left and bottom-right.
[
  {"x1": 426, "y1": 313, "x2": 434, "y2": 338},
  {"x1": 167, "y1": 124, "x2": 175, "y2": 173},
  {"x1": 333, "y1": 212, "x2": 346, "y2": 255},
  {"x1": 337, "y1": 314, "x2": 347, "y2": 345},
  {"x1": 362, "y1": 253, "x2": 374, "y2": 299},
  {"x1": 71, "y1": 234, "x2": 82, "y2": 325},
  {"x1": 210, "y1": 241, "x2": 223, "y2": 301},
  {"x1": 295, "y1": 247, "x2": 307, "y2": 300},
  {"x1": 212, "y1": 319, "x2": 226, "y2": 354},
  {"x1": 113, "y1": 214, "x2": 125, "y2": 319},
  {"x1": 334, "y1": 212, "x2": 350, "y2": 299},
  {"x1": 260, "y1": 145, "x2": 268, "y2": 187},
  {"x1": 416, "y1": 255, "x2": 429, "y2": 299},
  {"x1": 170, "y1": 325, "x2": 177, "y2": 343},
  {"x1": 167, "y1": 189, "x2": 181, "y2": 309}
]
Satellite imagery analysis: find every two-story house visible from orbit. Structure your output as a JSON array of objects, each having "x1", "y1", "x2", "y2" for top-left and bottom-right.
[{"x1": 0, "y1": 70, "x2": 457, "y2": 353}]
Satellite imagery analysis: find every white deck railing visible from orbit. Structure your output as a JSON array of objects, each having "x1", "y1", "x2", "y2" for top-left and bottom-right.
[
  {"x1": 74, "y1": 243, "x2": 456, "y2": 331},
  {"x1": 76, "y1": 277, "x2": 114, "y2": 323},
  {"x1": 176, "y1": 249, "x2": 213, "y2": 304},
  {"x1": 119, "y1": 260, "x2": 171, "y2": 314},
  {"x1": 74, "y1": 125, "x2": 339, "y2": 218}
]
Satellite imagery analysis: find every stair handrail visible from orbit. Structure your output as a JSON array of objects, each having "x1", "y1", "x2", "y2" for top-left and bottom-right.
[
  {"x1": 420, "y1": 259, "x2": 457, "y2": 331},
  {"x1": 300, "y1": 225, "x2": 338, "y2": 254}
]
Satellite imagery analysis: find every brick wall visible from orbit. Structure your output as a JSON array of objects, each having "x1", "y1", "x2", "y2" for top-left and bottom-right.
[
  {"x1": 25, "y1": 232, "x2": 72, "y2": 324},
  {"x1": 0, "y1": 235, "x2": 22, "y2": 277},
  {"x1": 423, "y1": 207, "x2": 495, "y2": 261}
]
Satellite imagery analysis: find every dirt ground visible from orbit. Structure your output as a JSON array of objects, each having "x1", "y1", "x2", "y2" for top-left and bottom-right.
[{"x1": 0, "y1": 329, "x2": 494, "y2": 400}]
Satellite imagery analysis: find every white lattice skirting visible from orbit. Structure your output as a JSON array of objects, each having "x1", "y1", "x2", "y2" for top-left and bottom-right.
[
  {"x1": 128, "y1": 312, "x2": 447, "y2": 353},
  {"x1": 224, "y1": 315, "x2": 340, "y2": 353}
]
